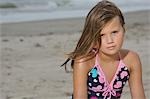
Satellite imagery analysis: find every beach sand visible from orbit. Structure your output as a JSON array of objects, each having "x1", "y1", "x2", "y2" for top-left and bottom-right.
[{"x1": 0, "y1": 10, "x2": 150, "y2": 99}]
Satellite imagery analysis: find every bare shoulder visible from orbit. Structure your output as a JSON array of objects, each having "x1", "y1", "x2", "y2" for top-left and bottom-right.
[
  {"x1": 73, "y1": 55, "x2": 95, "y2": 74},
  {"x1": 73, "y1": 55, "x2": 96, "y2": 98},
  {"x1": 121, "y1": 49, "x2": 140, "y2": 63},
  {"x1": 120, "y1": 49, "x2": 142, "y2": 72}
]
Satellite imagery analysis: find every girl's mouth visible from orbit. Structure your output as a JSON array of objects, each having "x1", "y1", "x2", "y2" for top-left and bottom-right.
[{"x1": 107, "y1": 46, "x2": 116, "y2": 50}]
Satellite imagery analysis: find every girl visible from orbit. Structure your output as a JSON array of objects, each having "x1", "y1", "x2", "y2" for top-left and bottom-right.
[{"x1": 61, "y1": 0, "x2": 146, "y2": 99}]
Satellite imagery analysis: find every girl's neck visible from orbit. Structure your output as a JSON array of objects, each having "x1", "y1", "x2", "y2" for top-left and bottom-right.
[{"x1": 98, "y1": 52, "x2": 120, "y2": 63}]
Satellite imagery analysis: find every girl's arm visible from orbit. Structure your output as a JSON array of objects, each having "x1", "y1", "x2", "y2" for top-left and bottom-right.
[
  {"x1": 73, "y1": 58, "x2": 90, "y2": 99},
  {"x1": 128, "y1": 51, "x2": 146, "y2": 99}
]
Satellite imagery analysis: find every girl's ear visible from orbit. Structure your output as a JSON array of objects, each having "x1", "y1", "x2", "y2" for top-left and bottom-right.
[
  {"x1": 93, "y1": 41, "x2": 100, "y2": 49},
  {"x1": 88, "y1": 41, "x2": 100, "y2": 54},
  {"x1": 92, "y1": 48, "x2": 97, "y2": 53}
]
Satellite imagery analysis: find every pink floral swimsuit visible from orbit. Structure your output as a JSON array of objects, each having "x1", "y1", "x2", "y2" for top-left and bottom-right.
[{"x1": 87, "y1": 53, "x2": 130, "y2": 99}]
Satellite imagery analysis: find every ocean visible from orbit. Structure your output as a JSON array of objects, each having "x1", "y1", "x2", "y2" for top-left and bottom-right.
[{"x1": 0, "y1": 0, "x2": 150, "y2": 23}]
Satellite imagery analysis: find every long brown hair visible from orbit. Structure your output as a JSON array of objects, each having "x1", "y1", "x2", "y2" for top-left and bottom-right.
[{"x1": 61, "y1": 0, "x2": 125, "y2": 72}]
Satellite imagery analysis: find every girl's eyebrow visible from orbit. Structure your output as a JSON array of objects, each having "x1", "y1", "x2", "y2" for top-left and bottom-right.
[
  {"x1": 100, "y1": 26, "x2": 121, "y2": 34},
  {"x1": 100, "y1": 34, "x2": 104, "y2": 36},
  {"x1": 110, "y1": 28, "x2": 120, "y2": 31},
  {"x1": 100, "y1": 32, "x2": 105, "y2": 35}
]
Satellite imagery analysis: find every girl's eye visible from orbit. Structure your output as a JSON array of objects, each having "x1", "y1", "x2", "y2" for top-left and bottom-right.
[
  {"x1": 100, "y1": 34, "x2": 104, "y2": 37},
  {"x1": 112, "y1": 31, "x2": 118, "y2": 34}
]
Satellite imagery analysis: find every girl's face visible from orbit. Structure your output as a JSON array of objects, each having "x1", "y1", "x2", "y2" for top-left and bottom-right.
[{"x1": 99, "y1": 16, "x2": 124, "y2": 55}]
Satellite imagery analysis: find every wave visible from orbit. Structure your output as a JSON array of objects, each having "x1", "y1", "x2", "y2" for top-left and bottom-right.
[{"x1": 1, "y1": 0, "x2": 150, "y2": 23}]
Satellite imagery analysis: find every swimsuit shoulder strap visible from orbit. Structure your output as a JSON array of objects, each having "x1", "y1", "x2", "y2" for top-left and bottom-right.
[{"x1": 91, "y1": 48, "x2": 99, "y2": 66}]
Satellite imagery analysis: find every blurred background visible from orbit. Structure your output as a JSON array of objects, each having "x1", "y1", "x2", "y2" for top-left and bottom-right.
[
  {"x1": 0, "y1": 0, "x2": 150, "y2": 99},
  {"x1": 1, "y1": 0, "x2": 150, "y2": 23}
]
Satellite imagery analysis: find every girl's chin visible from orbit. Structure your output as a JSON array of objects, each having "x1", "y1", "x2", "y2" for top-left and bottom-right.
[{"x1": 101, "y1": 49, "x2": 120, "y2": 55}]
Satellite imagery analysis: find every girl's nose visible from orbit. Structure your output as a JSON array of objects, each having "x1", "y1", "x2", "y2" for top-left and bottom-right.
[{"x1": 106, "y1": 35, "x2": 113, "y2": 44}]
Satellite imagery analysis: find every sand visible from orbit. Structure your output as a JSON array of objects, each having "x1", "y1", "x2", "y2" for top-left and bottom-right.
[{"x1": 0, "y1": 10, "x2": 150, "y2": 99}]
